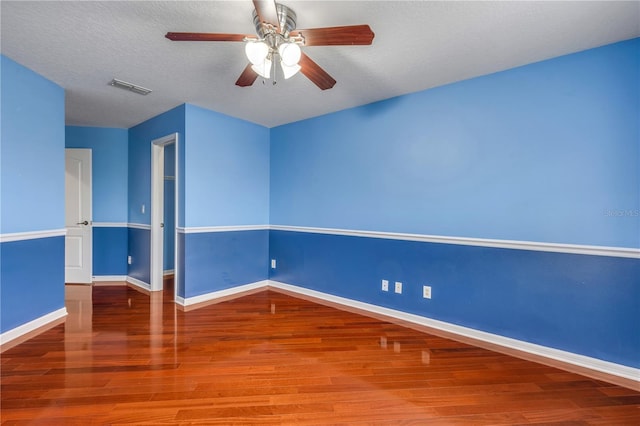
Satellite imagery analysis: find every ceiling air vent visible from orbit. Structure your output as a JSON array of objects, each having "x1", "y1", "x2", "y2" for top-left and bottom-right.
[{"x1": 109, "y1": 78, "x2": 152, "y2": 95}]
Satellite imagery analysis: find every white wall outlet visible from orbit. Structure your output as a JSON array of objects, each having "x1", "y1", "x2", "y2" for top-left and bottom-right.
[
  {"x1": 141, "y1": 204, "x2": 145, "y2": 214},
  {"x1": 394, "y1": 281, "x2": 402, "y2": 294},
  {"x1": 381, "y1": 279, "x2": 389, "y2": 292},
  {"x1": 423, "y1": 285, "x2": 432, "y2": 299},
  {"x1": 271, "y1": 259, "x2": 276, "y2": 269},
  {"x1": 127, "y1": 255, "x2": 132, "y2": 265}
]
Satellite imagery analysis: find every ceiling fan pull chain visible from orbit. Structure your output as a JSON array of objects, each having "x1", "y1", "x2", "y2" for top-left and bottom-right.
[{"x1": 272, "y1": 57, "x2": 277, "y2": 85}]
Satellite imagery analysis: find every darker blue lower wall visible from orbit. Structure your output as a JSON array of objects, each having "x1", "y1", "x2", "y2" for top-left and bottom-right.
[
  {"x1": 184, "y1": 230, "x2": 269, "y2": 298},
  {"x1": 269, "y1": 230, "x2": 640, "y2": 368},
  {"x1": 93, "y1": 227, "x2": 128, "y2": 276},
  {"x1": 177, "y1": 232, "x2": 185, "y2": 298},
  {"x1": 0, "y1": 236, "x2": 65, "y2": 333},
  {"x1": 164, "y1": 180, "x2": 175, "y2": 271},
  {"x1": 128, "y1": 227, "x2": 150, "y2": 285}
]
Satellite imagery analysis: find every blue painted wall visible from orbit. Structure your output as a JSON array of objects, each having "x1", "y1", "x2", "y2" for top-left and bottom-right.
[
  {"x1": 179, "y1": 105, "x2": 270, "y2": 298},
  {"x1": 184, "y1": 104, "x2": 269, "y2": 227},
  {"x1": 128, "y1": 105, "x2": 185, "y2": 283},
  {"x1": 268, "y1": 39, "x2": 640, "y2": 369},
  {"x1": 164, "y1": 180, "x2": 175, "y2": 271},
  {"x1": 128, "y1": 105, "x2": 185, "y2": 226},
  {"x1": 1, "y1": 237, "x2": 65, "y2": 332},
  {"x1": 128, "y1": 227, "x2": 151, "y2": 284},
  {"x1": 93, "y1": 227, "x2": 128, "y2": 276},
  {"x1": 1, "y1": 55, "x2": 65, "y2": 234},
  {"x1": 66, "y1": 126, "x2": 129, "y2": 276},
  {"x1": 177, "y1": 232, "x2": 185, "y2": 298},
  {"x1": 1, "y1": 55, "x2": 65, "y2": 333},
  {"x1": 271, "y1": 38, "x2": 639, "y2": 249},
  {"x1": 184, "y1": 230, "x2": 268, "y2": 298}
]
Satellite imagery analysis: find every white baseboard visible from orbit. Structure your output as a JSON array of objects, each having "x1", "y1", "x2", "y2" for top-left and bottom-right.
[
  {"x1": 0, "y1": 308, "x2": 67, "y2": 345},
  {"x1": 163, "y1": 270, "x2": 175, "y2": 277},
  {"x1": 126, "y1": 276, "x2": 151, "y2": 291},
  {"x1": 176, "y1": 280, "x2": 269, "y2": 307},
  {"x1": 267, "y1": 280, "x2": 640, "y2": 387}
]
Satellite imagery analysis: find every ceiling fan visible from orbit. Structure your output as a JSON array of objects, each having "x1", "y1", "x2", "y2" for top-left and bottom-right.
[{"x1": 165, "y1": 0, "x2": 375, "y2": 90}]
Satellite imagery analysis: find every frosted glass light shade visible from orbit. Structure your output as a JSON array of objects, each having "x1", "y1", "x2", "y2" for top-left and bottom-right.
[
  {"x1": 278, "y1": 42, "x2": 301, "y2": 66},
  {"x1": 281, "y1": 62, "x2": 301, "y2": 79},
  {"x1": 245, "y1": 41, "x2": 269, "y2": 65},
  {"x1": 251, "y1": 58, "x2": 272, "y2": 78}
]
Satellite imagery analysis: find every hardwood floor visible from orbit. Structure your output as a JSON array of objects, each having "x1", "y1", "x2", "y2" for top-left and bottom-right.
[{"x1": 1, "y1": 282, "x2": 639, "y2": 425}]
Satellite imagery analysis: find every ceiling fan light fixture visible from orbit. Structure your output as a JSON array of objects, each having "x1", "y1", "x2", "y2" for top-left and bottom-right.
[
  {"x1": 165, "y1": 1, "x2": 375, "y2": 90},
  {"x1": 280, "y1": 62, "x2": 301, "y2": 79},
  {"x1": 245, "y1": 41, "x2": 269, "y2": 65},
  {"x1": 252, "y1": 58, "x2": 272, "y2": 79},
  {"x1": 278, "y1": 42, "x2": 301, "y2": 66}
]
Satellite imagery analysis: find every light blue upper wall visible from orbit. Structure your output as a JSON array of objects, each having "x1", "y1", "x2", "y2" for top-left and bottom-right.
[
  {"x1": 270, "y1": 38, "x2": 640, "y2": 249},
  {"x1": 1, "y1": 55, "x2": 65, "y2": 234},
  {"x1": 66, "y1": 126, "x2": 128, "y2": 223},
  {"x1": 128, "y1": 105, "x2": 185, "y2": 225},
  {"x1": 184, "y1": 104, "x2": 269, "y2": 227}
]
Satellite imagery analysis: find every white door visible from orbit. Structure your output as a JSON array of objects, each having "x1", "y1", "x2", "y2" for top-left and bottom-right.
[{"x1": 65, "y1": 149, "x2": 92, "y2": 283}]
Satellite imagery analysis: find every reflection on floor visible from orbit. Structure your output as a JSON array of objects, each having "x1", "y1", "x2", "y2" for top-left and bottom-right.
[{"x1": 1, "y1": 281, "x2": 639, "y2": 424}]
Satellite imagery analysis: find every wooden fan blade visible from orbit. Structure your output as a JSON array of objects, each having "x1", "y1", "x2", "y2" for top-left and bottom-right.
[
  {"x1": 235, "y1": 64, "x2": 259, "y2": 87},
  {"x1": 299, "y1": 53, "x2": 336, "y2": 90},
  {"x1": 291, "y1": 25, "x2": 375, "y2": 46},
  {"x1": 165, "y1": 32, "x2": 249, "y2": 42},
  {"x1": 253, "y1": 0, "x2": 280, "y2": 31}
]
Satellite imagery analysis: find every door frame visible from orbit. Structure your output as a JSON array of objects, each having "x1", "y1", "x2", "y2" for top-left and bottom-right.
[
  {"x1": 64, "y1": 148, "x2": 93, "y2": 284},
  {"x1": 150, "y1": 133, "x2": 179, "y2": 293}
]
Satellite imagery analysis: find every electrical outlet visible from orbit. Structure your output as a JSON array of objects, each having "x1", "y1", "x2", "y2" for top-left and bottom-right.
[
  {"x1": 394, "y1": 281, "x2": 402, "y2": 294},
  {"x1": 141, "y1": 204, "x2": 145, "y2": 214},
  {"x1": 127, "y1": 256, "x2": 132, "y2": 265},
  {"x1": 423, "y1": 285, "x2": 432, "y2": 299},
  {"x1": 381, "y1": 279, "x2": 389, "y2": 292},
  {"x1": 271, "y1": 259, "x2": 276, "y2": 269}
]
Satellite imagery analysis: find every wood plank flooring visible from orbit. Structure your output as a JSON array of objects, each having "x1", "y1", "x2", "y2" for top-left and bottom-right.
[{"x1": 1, "y1": 282, "x2": 639, "y2": 425}]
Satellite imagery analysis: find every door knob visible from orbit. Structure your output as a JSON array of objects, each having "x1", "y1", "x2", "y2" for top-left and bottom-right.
[{"x1": 76, "y1": 220, "x2": 89, "y2": 225}]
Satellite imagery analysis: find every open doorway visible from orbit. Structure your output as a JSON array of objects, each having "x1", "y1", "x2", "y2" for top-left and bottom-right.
[
  {"x1": 151, "y1": 133, "x2": 179, "y2": 298},
  {"x1": 162, "y1": 143, "x2": 176, "y2": 295}
]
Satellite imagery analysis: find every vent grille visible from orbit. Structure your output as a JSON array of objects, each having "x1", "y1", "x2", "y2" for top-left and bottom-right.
[{"x1": 109, "y1": 78, "x2": 152, "y2": 95}]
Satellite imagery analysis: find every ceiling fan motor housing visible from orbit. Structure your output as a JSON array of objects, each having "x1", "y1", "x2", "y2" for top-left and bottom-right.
[{"x1": 253, "y1": 3, "x2": 297, "y2": 38}]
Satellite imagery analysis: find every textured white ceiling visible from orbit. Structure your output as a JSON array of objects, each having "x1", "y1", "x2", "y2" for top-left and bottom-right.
[{"x1": 1, "y1": 1, "x2": 638, "y2": 128}]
